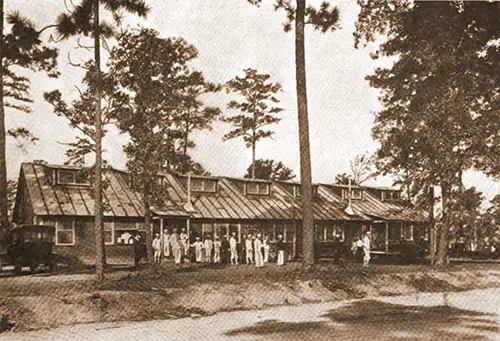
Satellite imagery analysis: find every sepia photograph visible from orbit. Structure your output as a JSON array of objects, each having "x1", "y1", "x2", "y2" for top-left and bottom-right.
[{"x1": 0, "y1": 0, "x2": 499, "y2": 340}]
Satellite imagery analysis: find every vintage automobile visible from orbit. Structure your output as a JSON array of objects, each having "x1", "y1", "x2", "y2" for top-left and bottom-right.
[{"x1": 0, "y1": 225, "x2": 57, "y2": 274}]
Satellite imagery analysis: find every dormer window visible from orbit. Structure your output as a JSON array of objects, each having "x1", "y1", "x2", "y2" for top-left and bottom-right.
[
  {"x1": 56, "y1": 169, "x2": 89, "y2": 185},
  {"x1": 294, "y1": 185, "x2": 318, "y2": 198},
  {"x1": 293, "y1": 185, "x2": 301, "y2": 197},
  {"x1": 245, "y1": 182, "x2": 270, "y2": 195},
  {"x1": 191, "y1": 178, "x2": 217, "y2": 193},
  {"x1": 342, "y1": 188, "x2": 363, "y2": 200},
  {"x1": 381, "y1": 191, "x2": 400, "y2": 201}
]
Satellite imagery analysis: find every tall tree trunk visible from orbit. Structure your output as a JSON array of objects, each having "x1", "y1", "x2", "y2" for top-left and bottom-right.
[
  {"x1": 435, "y1": 182, "x2": 449, "y2": 267},
  {"x1": 296, "y1": 0, "x2": 314, "y2": 265},
  {"x1": 251, "y1": 139, "x2": 256, "y2": 180},
  {"x1": 93, "y1": 0, "x2": 105, "y2": 281},
  {"x1": 143, "y1": 183, "x2": 153, "y2": 261},
  {"x1": 0, "y1": 0, "x2": 8, "y2": 242}
]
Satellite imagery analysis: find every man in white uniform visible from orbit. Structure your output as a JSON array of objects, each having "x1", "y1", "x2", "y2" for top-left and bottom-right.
[
  {"x1": 363, "y1": 231, "x2": 372, "y2": 267},
  {"x1": 229, "y1": 232, "x2": 238, "y2": 265},
  {"x1": 254, "y1": 234, "x2": 264, "y2": 268},
  {"x1": 180, "y1": 228, "x2": 189, "y2": 257},
  {"x1": 245, "y1": 234, "x2": 254, "y2": 264}
]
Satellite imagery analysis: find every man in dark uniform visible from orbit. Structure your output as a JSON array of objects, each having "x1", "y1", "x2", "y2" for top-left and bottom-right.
[
  {"x1": 132, "y1": 233, "x2": 146, "y2": 269},
  {"x1": 221, "y1": 235, "x2": 230, "y2": 264}
]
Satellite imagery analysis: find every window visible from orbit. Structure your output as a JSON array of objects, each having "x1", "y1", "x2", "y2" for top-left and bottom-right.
[
  {"x1": 191, "y1": 178, "x2": 217, "y2": 193},
  {"x1": 343, "y1": 188, "x2": 363, "y2": 200},
  {"x1": 104, "y1": 222, "x2": 114, "y2": 245},
  {"x1": 202, "y1": 223, "x2": 214, "y2": 239},
  {"x1": 57, "y1": 170, "x2": 75, "y2": 184},
  {"x1": 228, "y1": 224, "x2": 240, "y2": 242},
  {"x1": 315, "y1": 224, "x2": 325, "y2": 242},
  {"x1": 56, "y1": 219, "x2": 75, "y2": 245},
  {"x1": 114, "y1": 222, "x2": 141, "y2": 245},
  {"x1": 294, "y1": 185, "x2": 301, "y2": 197},
  {"x1": 382, "y1": 191, "x2": 401, "y2": 201},
  {"x1": 246, "y1": 182, "x2": 270, "y2": 195},
  {"x1": 56, "y1": 169, "x2": 90, "y2": 185}
]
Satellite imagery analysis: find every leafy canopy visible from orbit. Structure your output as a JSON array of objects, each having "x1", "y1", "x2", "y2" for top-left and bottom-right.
[
  {"x1": 223, "y1": 68, "x2": 283, "y2": 148},
  {"x1": 244, "y1": 159, "x2": 296, "y2": 181}
]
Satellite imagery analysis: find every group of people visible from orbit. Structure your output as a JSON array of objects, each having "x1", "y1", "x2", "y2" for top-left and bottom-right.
[
  {"x1": 150, "y1": 229, "x2": 287, "y2": 267},
  {"x1": 351, "y1": 231, "x2": 372, "y2": 267}
]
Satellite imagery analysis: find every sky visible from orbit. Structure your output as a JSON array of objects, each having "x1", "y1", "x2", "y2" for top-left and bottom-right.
[{"x1": 5, "y1": 0, "x2": 500, "y2": 204}]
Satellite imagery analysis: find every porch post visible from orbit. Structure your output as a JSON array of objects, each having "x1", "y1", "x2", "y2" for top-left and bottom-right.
[
  {"x1": 186, "y1": 217, "x2": 191, "y2": 242},
  {"x1": 292, "y1": 220, "x2": 297, "y2": 258},
  {"x1": 160, "y1": 217, "x2": 164, "y2": 251},
  {"x1": 385, "y1": 221, "x2": 389, "y2": 252}
]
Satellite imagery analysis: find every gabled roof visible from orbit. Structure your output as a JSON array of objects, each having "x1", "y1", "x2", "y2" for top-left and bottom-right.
[
  {"x1": 16, "y1": 162, "x2": 427, "y2": 222},
  {"x1": 16, "y1": 163, "x2": 186, "y2": 218}
]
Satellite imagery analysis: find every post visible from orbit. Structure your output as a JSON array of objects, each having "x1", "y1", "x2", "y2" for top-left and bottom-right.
[
  {"x1": 160, "y1": 218, "x2": 164, "y2": 251},
  {"x1": 292, "y1": 220, "x2": 297, "y2": 258},
  {"x1": 385, "y1": 222, "x2": 389, "y2": 252}
]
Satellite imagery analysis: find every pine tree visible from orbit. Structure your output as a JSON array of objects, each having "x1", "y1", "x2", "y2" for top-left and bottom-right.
[
  {"x1": 54, "y1": 0, "x2": 149, "y2": 281},
  {"x1": 247, "y1": 0, "x2": 340, "y2": 264},
  {"x1": 223, "y1": 68, "x2": 283, "y2": 179},
  {"x1": 0, "y1": 5, "x2": 58, "y2": 241}
]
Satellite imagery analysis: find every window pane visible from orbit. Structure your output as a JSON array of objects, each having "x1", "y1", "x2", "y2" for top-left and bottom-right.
[
  {"x1": 104, "y1": 231, "x2": 113, "y2": 244},
  {"x1": 75, "y1": 170, "x2": 89, "y2": 184},
  {"x1": 58, "y1": 170, "x2": 75, "y2": 184},
  {"x1": 191, "y1": 179, "x2": 204, "y2": 192},
  {"x1": 115, "y1": 230, "x2": 135, "y2": 244},
  {"x1": 315, "y1": 224, "x2": 324, "y2": 242},
  {"x1": 228, "y1": 224, "x2": 239, "y2": 241},
  {"x1": 203, "y1": 223, "x2": 214, "y2": 238},
  {"x1": 59, "y1": 219, "x2": 73, "y2": 230},
  {"x1": 275, "y1": 223, "x2": 285, "y2": 241},
  {"x1": 57, "y1": 230, "x2": 73, "y2": 244},
  {"x1": 204, "y1": 180, "x2": 216, "y2": 193},
  {"x1": 352, "y1": 189, "x2": 362, "y2": 199},
  {"x1": 246, "y1": 183, "x2": 258, "y2": 194},
  {"x1": 258, "y1": 184, "x2": 270, "y2": 195}
]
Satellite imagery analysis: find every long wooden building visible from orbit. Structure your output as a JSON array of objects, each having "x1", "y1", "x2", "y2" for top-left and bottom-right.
[{"x1": 13, "y1": 162, "x2": 428, "y2": 264}]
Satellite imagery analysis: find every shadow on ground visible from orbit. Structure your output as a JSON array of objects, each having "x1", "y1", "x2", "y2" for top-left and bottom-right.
[{"x1": 225, "y1": 300, "x2": 499, "y2": 340}]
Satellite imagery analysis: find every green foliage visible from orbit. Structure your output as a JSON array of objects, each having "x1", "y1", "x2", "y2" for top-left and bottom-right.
[
  {"x1": 223, "y1": 68, "x2": 283, "y2": 148},
  {"x1": 244, "y1": 159, "x2": 295, "y2": 181}
]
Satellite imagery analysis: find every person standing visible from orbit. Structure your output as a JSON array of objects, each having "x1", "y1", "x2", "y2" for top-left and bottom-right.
[
  {"x1": 204, "y1": 235, "x2": 213, "y2": 263},
  {"x1": 245, "y1": 234, "x2": 254, "y2": 265},
  {"x1": 254, "y1": 234, "x2": 264, "y2": 268},
  {"x1": 191, "y1": 237, "x2": 204, "y2": 263},
  {"x1": 221, "y1": 235, "x2": 230, "y2": 264},
  {"x1": 263, "y1": 235, "x2": 270, "y2": 263},
  {"x1": 356, "y1": 237, "x2": 364, "y2": 262},
  {"x1": 213, "y1": 236, "x2": 221, "y2": 263},
  {"x1": 277, "y1": 234, "x2": 285, "y2": 266},
  {"x1": 363, "y1": 231, "x2": 372, "y2": 267},
  {"x1": 152, "y1": 233, "x2": 162, "y2": 263},
  {"x1": 170, "y1": 228, "x2": 182, "y2": 265},
  {"x1": 162, "y1": 229, "x2": 171, "y2": 260},
  {"x1": 229, "y1": 232, "x2": 238, "y2": 265},
  {"x1": 180, "y1": 228, "x2": 189, "y2": 257},
  {"x1": 132, "y1": 233, "x2": 146, "y2": 269}
]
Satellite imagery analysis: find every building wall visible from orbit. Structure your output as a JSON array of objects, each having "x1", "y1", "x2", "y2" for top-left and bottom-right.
[{"x1": 39, "y1": 216, "x2": 146, "y2": 266}]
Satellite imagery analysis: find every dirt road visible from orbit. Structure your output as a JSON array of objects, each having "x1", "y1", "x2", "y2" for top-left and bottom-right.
[{"x1": 2, "y1": 288, "x2": 499, "y2": 341}]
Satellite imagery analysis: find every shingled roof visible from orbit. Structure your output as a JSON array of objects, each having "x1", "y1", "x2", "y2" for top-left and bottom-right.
[{"x1": 15, "y1": 162, "x2": 427, "y2": 222}]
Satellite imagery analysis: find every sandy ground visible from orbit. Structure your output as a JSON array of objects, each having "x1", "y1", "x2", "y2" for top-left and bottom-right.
[
  {"x1": 1, "y1": 262, "x2": 500, "y2": 333},
  {"x1": 1, "y1": 288, "x2": 499, "y2": 341}
]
